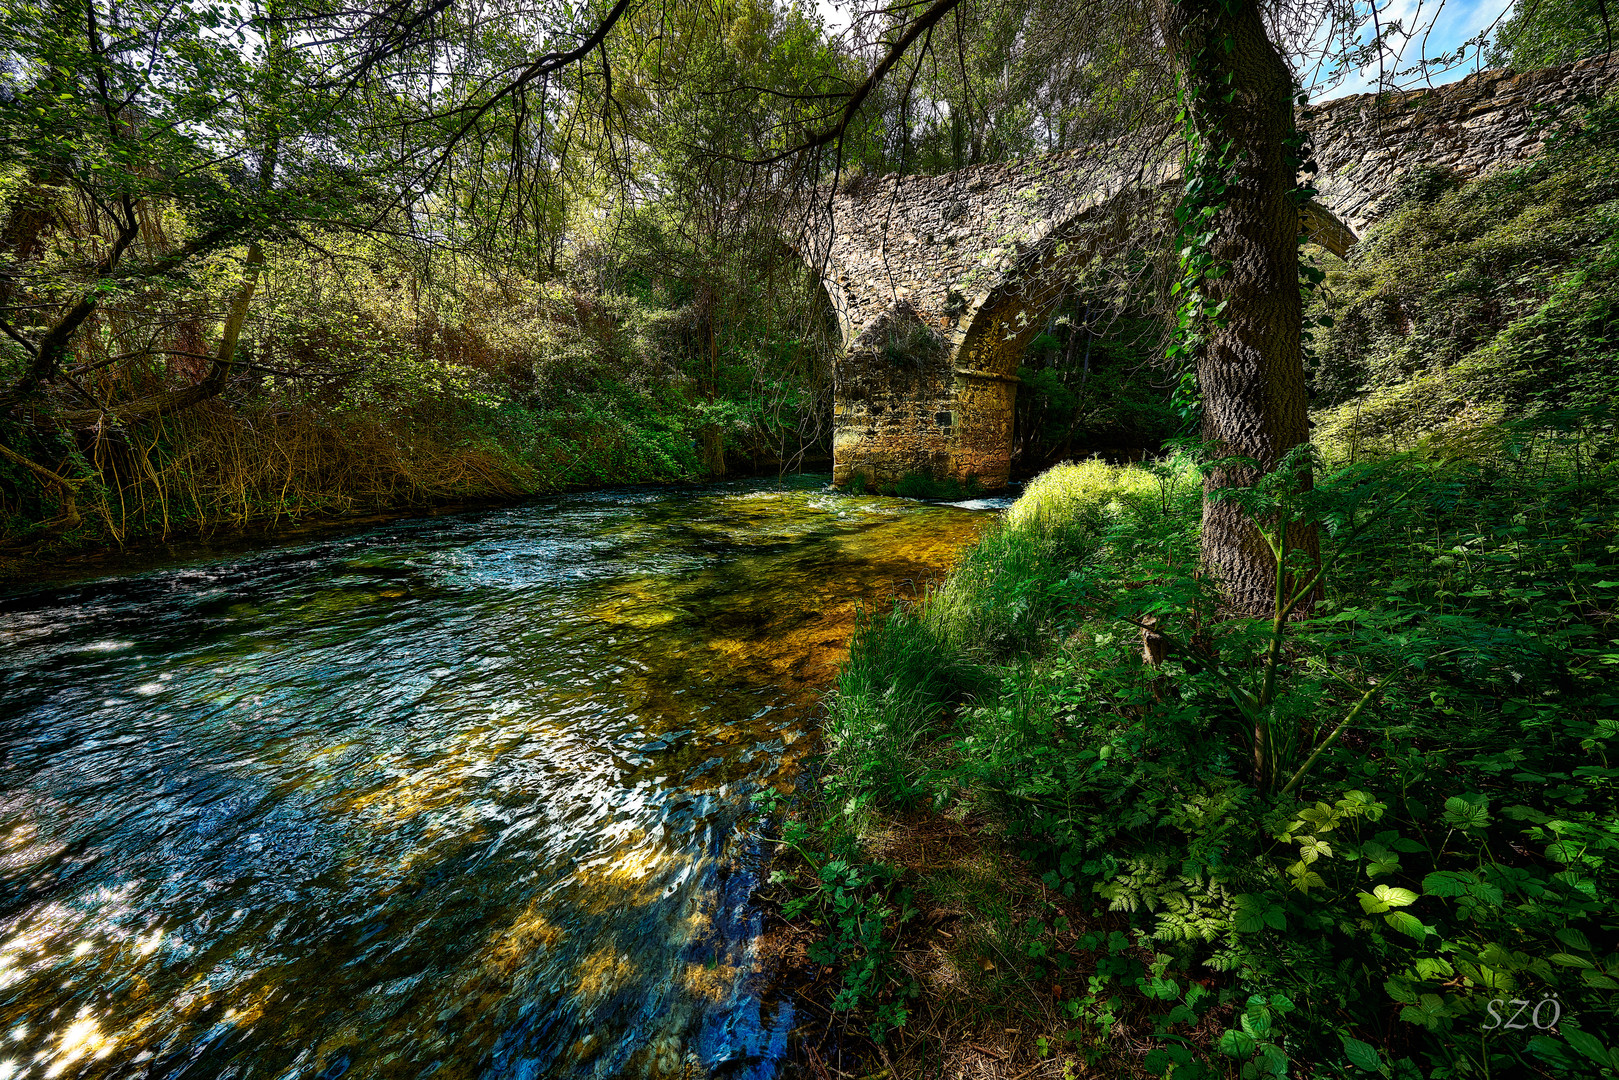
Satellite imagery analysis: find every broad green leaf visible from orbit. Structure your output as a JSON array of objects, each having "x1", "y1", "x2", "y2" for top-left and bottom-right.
[
  {"x1": 1340, "y1": 1035, "x2": 1383, "y2": 1072},
  {"x1": 1562, "y1": 1028, "x2": 1615, "y2": 1067},
  {"x1": 1217, "y1": 1029, "x2": 1256, "y2": 1058},
  {"x1": 1442, "y1": 794, "x2": 1492, "y2": 830},
  {"x1": 1550, "y1": 952, "x2": 1594, "y2": 968},
  {"x1": 1554, "y1": 927, "x2": 1591, "y2": 951},
  {"x1": 1358, "y1": 890, "x2": 1390, "y2": 914},
  {"x1": 1413, "y1": 957, "x2": 1454, "y2": 980},
  {"x1": 1422, "y1": 871, "x2": 1469, "y2": 897}
]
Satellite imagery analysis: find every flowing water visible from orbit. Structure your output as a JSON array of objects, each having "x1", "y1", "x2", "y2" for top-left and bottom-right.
[{"x1": 0, "y1": 476, "x2": 997, "y2": 1080}]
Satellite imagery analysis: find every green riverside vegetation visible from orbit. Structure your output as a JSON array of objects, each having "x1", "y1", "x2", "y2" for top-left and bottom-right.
[{"x1": 762, "y1": 91, "x2": 1619, "y2": 1079}]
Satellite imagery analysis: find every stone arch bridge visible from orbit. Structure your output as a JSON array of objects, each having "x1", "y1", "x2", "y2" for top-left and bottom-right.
[{"x1": 794, "y1": 54, "x2": 1619, "y2": 491}]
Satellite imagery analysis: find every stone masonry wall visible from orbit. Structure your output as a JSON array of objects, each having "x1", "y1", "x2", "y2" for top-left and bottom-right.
[
  {"x1": 809, "y1": 54, "x2": 1619, "y2": 492},
  {"x1": 1304, "y1": 53, "x2": 1619, "y2": 237}
]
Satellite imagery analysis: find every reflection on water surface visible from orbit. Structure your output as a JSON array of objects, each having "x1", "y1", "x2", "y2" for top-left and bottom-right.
[{"x1": 0, "y1": 476, "x2": 994, "y2": 1080}]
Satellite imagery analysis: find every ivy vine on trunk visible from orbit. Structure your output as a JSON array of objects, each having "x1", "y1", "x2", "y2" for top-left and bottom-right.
[{"x1": 1157, "y1": 0, "x2": 1320, "y2": 619}]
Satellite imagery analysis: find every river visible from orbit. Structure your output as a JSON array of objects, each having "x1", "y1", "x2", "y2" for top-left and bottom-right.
[{"x1": 0, "y1": 476, "x2": 997, "y2": 1080}]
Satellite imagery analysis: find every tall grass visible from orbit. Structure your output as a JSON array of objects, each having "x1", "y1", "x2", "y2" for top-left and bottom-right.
[
  {"x1": 824, "y1": 456, "x2": 1200, "y2": 793},
  {"x1": 0, "y1": 391, "x2": 710, "y2": 552},
  {"x1": 61, "y1": 402, "x2": 538, "y2": 545}
]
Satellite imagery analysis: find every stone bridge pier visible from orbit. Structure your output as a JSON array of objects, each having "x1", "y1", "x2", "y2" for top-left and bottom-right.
[
  {"x1": 800, "y1": 146, "x2": 1165, "y2": 492},
  {"x1": 794, "y1": 54, "x2": 1619, "y2": 492}
]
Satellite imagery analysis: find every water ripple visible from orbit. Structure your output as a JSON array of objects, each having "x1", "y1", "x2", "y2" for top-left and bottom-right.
[{"x1": 0, "y1": 477, "x2": 989, "y2": 1080}]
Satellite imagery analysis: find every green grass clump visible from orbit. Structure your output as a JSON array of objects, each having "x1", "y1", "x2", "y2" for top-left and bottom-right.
[
  {"x1": 930, "y1": 457, "x2": 1197, "y2": 657},
  {"x1": 1004, "y1": 456, "x2": 1173, "y2": 533},
  {"x1": 826, "y1": 456, "x2": 1198, "y2": 795}
]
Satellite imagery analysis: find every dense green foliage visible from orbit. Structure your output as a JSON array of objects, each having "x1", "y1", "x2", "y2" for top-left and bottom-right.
[
  {"x1": 1491, "y1": 0, "x2": 1616, "y2": 69},
  {"x1": 1016, "y1": 308, "x2": 1181, "y2": 465},
  {"x1": 0, "y1": 0, "x2": 847, "y2": 554},
  {"x1": 1308, "y1": 92, "x2": 1619, "y2": 455},
  {"x1": 791, "y1": 429, "x2": 1618, "y2": 1076},
  {"x1": 0, "y1": 232, "x2": 834, "y2": 546}
]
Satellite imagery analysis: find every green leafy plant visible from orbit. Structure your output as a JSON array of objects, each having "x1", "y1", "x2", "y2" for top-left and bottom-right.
[{"x1": 802, "y1": 416, "x2": 1619, "y2": 1076}]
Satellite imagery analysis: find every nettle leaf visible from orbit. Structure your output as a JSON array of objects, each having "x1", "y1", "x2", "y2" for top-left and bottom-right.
[
  {"x1": 1358, "y1": 885, "x2": 1418, "y2": 914},
  {"x1": 1384, "y1": 911, "x2": 1427, "y2": 939},
  {"x1": 1413, "y1": 957, "x2": 1454, "y2": 981},
  {"x1": 1296, "y1": 803, "x2": 1337, "y2": 827},
  {"x1": 1561, "y1": 1027, "x2": 1616, "y2": 1067},
  {"x1": 1298, "y1": 837, "x2": 1333, "y2": 863},
  {"x1": 1361, "y1": 841, "x2": 1401, "y2": 878},
  {"x1": 1422, "y1": 870, "x2": 1471, "y2": 897},
  {"x1": 1233, "y1": 893, "x2": 1286, "y2": 933},
  {"x1": 1550, "y1": 952, "x2": 1595, "y2": 969},
  {"x1": 1442, "y1": 794, "x2": 1493, "y2": 831},
  {"x1": 1340, "y1": 1035, "x2": 1384, "y2": 1073},
  {"x1": 1384, "y1": 977, "x2": 1420, "y2": 1005},
  {"x1": 1527, "y1": 1035, "x2": 1579, "y2": 1068},
  {"x1": 1287, "y1": 861, "x2": 1326, "y2": 893}
]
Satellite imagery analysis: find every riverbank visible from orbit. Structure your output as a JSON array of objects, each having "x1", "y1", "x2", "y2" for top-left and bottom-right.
[
  {"x1": 0, "y1": 420, "x2": 832, "y2": 587},
  {"x1": 0, "y1": 494, "x2": 518, "y2": 588},
  {"x1": 770, "y1": 427, "x2": 1619, "y2": 1079}
]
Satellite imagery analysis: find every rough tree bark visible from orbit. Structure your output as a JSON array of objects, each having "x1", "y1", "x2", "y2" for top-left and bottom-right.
[{"x1": 1156, "y1": 0, "x2": 1320, "y2": 618}]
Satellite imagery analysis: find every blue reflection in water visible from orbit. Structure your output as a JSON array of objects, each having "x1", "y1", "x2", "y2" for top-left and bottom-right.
[{"x1": 0, "y1": 477, "x2": 987, "y2": 1080}]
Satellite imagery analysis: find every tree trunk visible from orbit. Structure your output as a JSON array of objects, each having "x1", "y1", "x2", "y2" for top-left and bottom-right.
[{"x1": 1157, "y1": 0, "x2": 1319, "y2": 618}]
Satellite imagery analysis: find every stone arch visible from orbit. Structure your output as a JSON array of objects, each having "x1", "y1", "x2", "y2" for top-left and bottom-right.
[
  {"x1": 940, "y1": 188, "x2": 1159, "y2": 487},
  {"x1": 774, "y1": 230, "x2": 860, "y2": 351},
  {"x1": 777, "y1": 53, "x2": 1619, "y2": 492}
]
